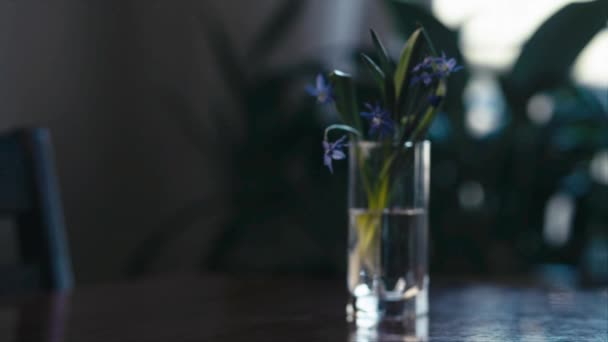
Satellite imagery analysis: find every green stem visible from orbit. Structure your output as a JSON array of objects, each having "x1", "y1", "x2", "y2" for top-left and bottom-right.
[{"x1": 354, "y1": 144, "x2": 404, "y2": 276}]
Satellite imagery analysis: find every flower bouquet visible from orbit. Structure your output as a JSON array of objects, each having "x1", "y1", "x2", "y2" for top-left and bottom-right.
[{"x1": 308, "y1": 27, "x2": 461, "y2": 325}]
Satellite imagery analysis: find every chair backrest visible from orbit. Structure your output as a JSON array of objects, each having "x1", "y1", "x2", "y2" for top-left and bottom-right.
[{"x1": 0, "y1": 128, "x2": 73, "y2": 295}]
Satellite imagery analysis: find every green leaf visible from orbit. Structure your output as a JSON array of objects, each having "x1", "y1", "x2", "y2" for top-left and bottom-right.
[
  {"x1": 410, "y1": 79, "x2": 447, "y2": 141},
  {"x1": 394, "y1": 28, "x2": 423, "y2": 104},
  {"x1": 360, "y1": 53, "x2": 386, "y2": 101},
  {"x1": 369, "y1": 29, "x2": 396, "y2": 115},
  {"x1": 369, "y1": 29, "x2": 393, "y2": 75},
  {"x1": 329, "y1": 70, "x2": 361, "y2": 130},
  {"x1": 386, "y1": 0, "x2": 467, "y2": 113},
  {"x1": 394, "y1": 26, "x2": 438, "y2": 127},
  {"x1": 249, "y1": 0, "x2": 307, "y2": 61},
  {"x1": 507, "y1": 0, "x2": 607, "y2": 98}
]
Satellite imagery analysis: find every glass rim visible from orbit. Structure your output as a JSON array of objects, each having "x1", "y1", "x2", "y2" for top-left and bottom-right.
[{"x1": 350, "y1": 140, "x2": 430, "y2": 149}]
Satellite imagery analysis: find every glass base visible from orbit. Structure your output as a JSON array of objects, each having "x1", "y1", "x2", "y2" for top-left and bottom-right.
[
  {"x1": 348, "y1": 315, "x2": 428, "y2": 342},
  {"x1": 346, "y1": 282, "x2": 428, "y2": 340}
]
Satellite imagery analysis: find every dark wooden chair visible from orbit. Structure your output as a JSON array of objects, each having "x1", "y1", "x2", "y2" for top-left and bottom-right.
[{"x1": 0, "y1": 128, "x2": 73, "y2": 295}]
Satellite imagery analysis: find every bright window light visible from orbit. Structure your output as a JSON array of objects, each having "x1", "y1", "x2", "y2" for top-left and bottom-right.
[
  {"x1": 464, "y1": 74, "x2": 506, "y2": 138},
  {"x1": 432, "y1": 0, "x2": 598, "y2": 74},
  {"x1": 572, "y1": 29, "x2": 608, "y2": 89},
  {"x1": 543, "y1": 193, "x2": 575, "y2": 247}
]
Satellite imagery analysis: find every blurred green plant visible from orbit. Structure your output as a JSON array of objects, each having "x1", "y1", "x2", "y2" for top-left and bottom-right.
[{"x1": 386, "y1": 0, "x2": 607, "y2": 275}]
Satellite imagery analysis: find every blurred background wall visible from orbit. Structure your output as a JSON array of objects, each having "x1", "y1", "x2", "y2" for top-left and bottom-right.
[
  {"x1": 0, "y1": 0, "x2": 606, "y2": 284},
  {"x1": 0, "y1": 0, "x2": 379, "y2": 283},
  {"x1": 0, "y1": 1, "x2": 232, "y2": 282}
]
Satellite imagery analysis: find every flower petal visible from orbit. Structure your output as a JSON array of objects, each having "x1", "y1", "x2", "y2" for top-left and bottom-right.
[
  {"x1": 428, "y1": 95, "x2": 443, "y2": 107},
  {"x1": 360, "y1": 111, "x2": 373, "y2": 119},
  {"x1": 324, "y1": 155, "x2": 334, "y2": 173},
  {"x1": 332, "y1": 150, "x2": 346, "y2": 160},
  {"x1": 422, "y1": 73, "x2": 433, "y2": 85},
  {"x1": 306, "y1": 85, "x2": 318, "y2": 97},
  {"x1": 447, "y1": 59, "x2": 456, "y2": 69},
  {"x1": 382, "y1": 120, "x2": 394, "y2": 128},
  {"x1": 316, "y1": 74, "x2": 325, "y2": 89}
]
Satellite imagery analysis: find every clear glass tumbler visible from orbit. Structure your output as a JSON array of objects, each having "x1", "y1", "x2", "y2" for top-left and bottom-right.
[{"x1": 346, "y1": 141, "x2": 430, "y2": 329}]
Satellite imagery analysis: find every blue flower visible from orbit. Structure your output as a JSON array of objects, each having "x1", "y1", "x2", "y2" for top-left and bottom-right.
[
  {"x1": 323, "y1": 135, "x2": 347, "y2": 173},
  {"x1": 410, "y1": 53, "x2": 463, "y2": 86},
  {"x1": 306, "y1": 73, "x2": 333, "y2": 104},
  {"x1": 412, "y1": 56, "x2": 433, "y2": 73},
  {"x1": 360, "y1": 103, "x2": 395, "y2": 139},
  {"x1": 432, "y1": 52, "x2": 463, "y2": 78},
  {"x1": 410, "y1": 71, "x2": 434, "y2": 86},
  {"x1": 428, "y1": 94, "x2": 443, "y2": 107}
]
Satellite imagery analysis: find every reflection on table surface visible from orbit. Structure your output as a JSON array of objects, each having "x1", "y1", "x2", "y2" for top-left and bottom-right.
[
  {"x1": 349, "y1": 316, "x2": 428, "y2": 341},
  {"x1": 0, "y1": 275, "x2": 606, "y2": 341}
]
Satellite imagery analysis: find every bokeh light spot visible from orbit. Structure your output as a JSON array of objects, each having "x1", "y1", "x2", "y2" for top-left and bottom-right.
[
  {"x1": 543, "y1": 193, "x2": 575, "y2": 247},
  {"x1": 590, "y1": 149, "x2": 608, "y2": 185},
  {"x1": 527, "y1": 93, "x2": 554, "y2": 125},
  {"x1": 464, "y1": 74, "x2": 506, "y2": 138},
  {"x1": 458, "y1": 181, "x2": 485, "y2": 210}
]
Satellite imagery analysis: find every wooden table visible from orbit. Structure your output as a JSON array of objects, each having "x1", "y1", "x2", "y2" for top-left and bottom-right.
[{"x1": 0, "y1": 274, "x2": 606, "y2": 341}]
